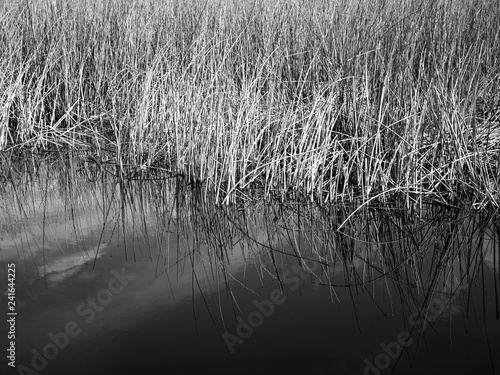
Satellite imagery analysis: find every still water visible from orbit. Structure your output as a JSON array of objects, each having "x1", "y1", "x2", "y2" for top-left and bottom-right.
[{"x1": 1, "y1": 173, "x2": 499, "y2": 375}]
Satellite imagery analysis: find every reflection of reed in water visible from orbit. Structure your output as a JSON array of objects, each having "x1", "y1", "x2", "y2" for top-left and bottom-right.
[
  {"x1": 239, "y1": 203, "x2": 498, "y2": 325},
  {"x1": 482, "y1": 228, "x2": 499, "y2": 272},
  {"x1": 2, "y1": 170, "x2": 499, "y2": 365}
]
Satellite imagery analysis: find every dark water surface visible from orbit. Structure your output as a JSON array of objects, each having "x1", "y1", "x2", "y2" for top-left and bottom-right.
[{"x1": 1, "y1": 175, "x2": 499, "y2": 375}]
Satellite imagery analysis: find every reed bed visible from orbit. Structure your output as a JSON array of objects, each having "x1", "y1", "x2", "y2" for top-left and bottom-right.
[{"x1": 1, "y1": 0, "x2": 499, "y2": 206}]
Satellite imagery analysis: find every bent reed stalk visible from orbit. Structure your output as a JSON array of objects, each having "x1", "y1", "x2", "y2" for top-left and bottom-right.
[{"x1": 1, "y1": 0, "x2": 499, "y2": 206}]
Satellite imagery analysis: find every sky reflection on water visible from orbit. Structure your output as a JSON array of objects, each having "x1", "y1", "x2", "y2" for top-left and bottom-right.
[{"x1": 1, "y1": 176, "x2": 499, "y2": 375}]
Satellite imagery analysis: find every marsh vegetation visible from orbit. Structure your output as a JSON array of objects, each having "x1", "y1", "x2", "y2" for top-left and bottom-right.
[
  {"x1": 1, "y1": 0, "x2": 499, "y2": 206},
  {"x1": 1, "y1": 1, "x2": 500, "y2": 373}
]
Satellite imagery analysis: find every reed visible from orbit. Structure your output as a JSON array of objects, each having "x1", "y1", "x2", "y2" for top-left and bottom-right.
[{"x1": 1, "y1": 0, "x2": 499, "y2": 206}]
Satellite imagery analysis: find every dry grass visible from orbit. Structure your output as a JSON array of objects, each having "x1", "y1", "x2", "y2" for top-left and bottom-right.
[{"x1": 1, "y1": 0, "x2": 499, "y2": 206}]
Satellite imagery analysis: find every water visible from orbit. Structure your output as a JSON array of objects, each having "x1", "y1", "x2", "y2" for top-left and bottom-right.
[{"x1": 1, "y1": 171, "x2": 499, "y2": 375}]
